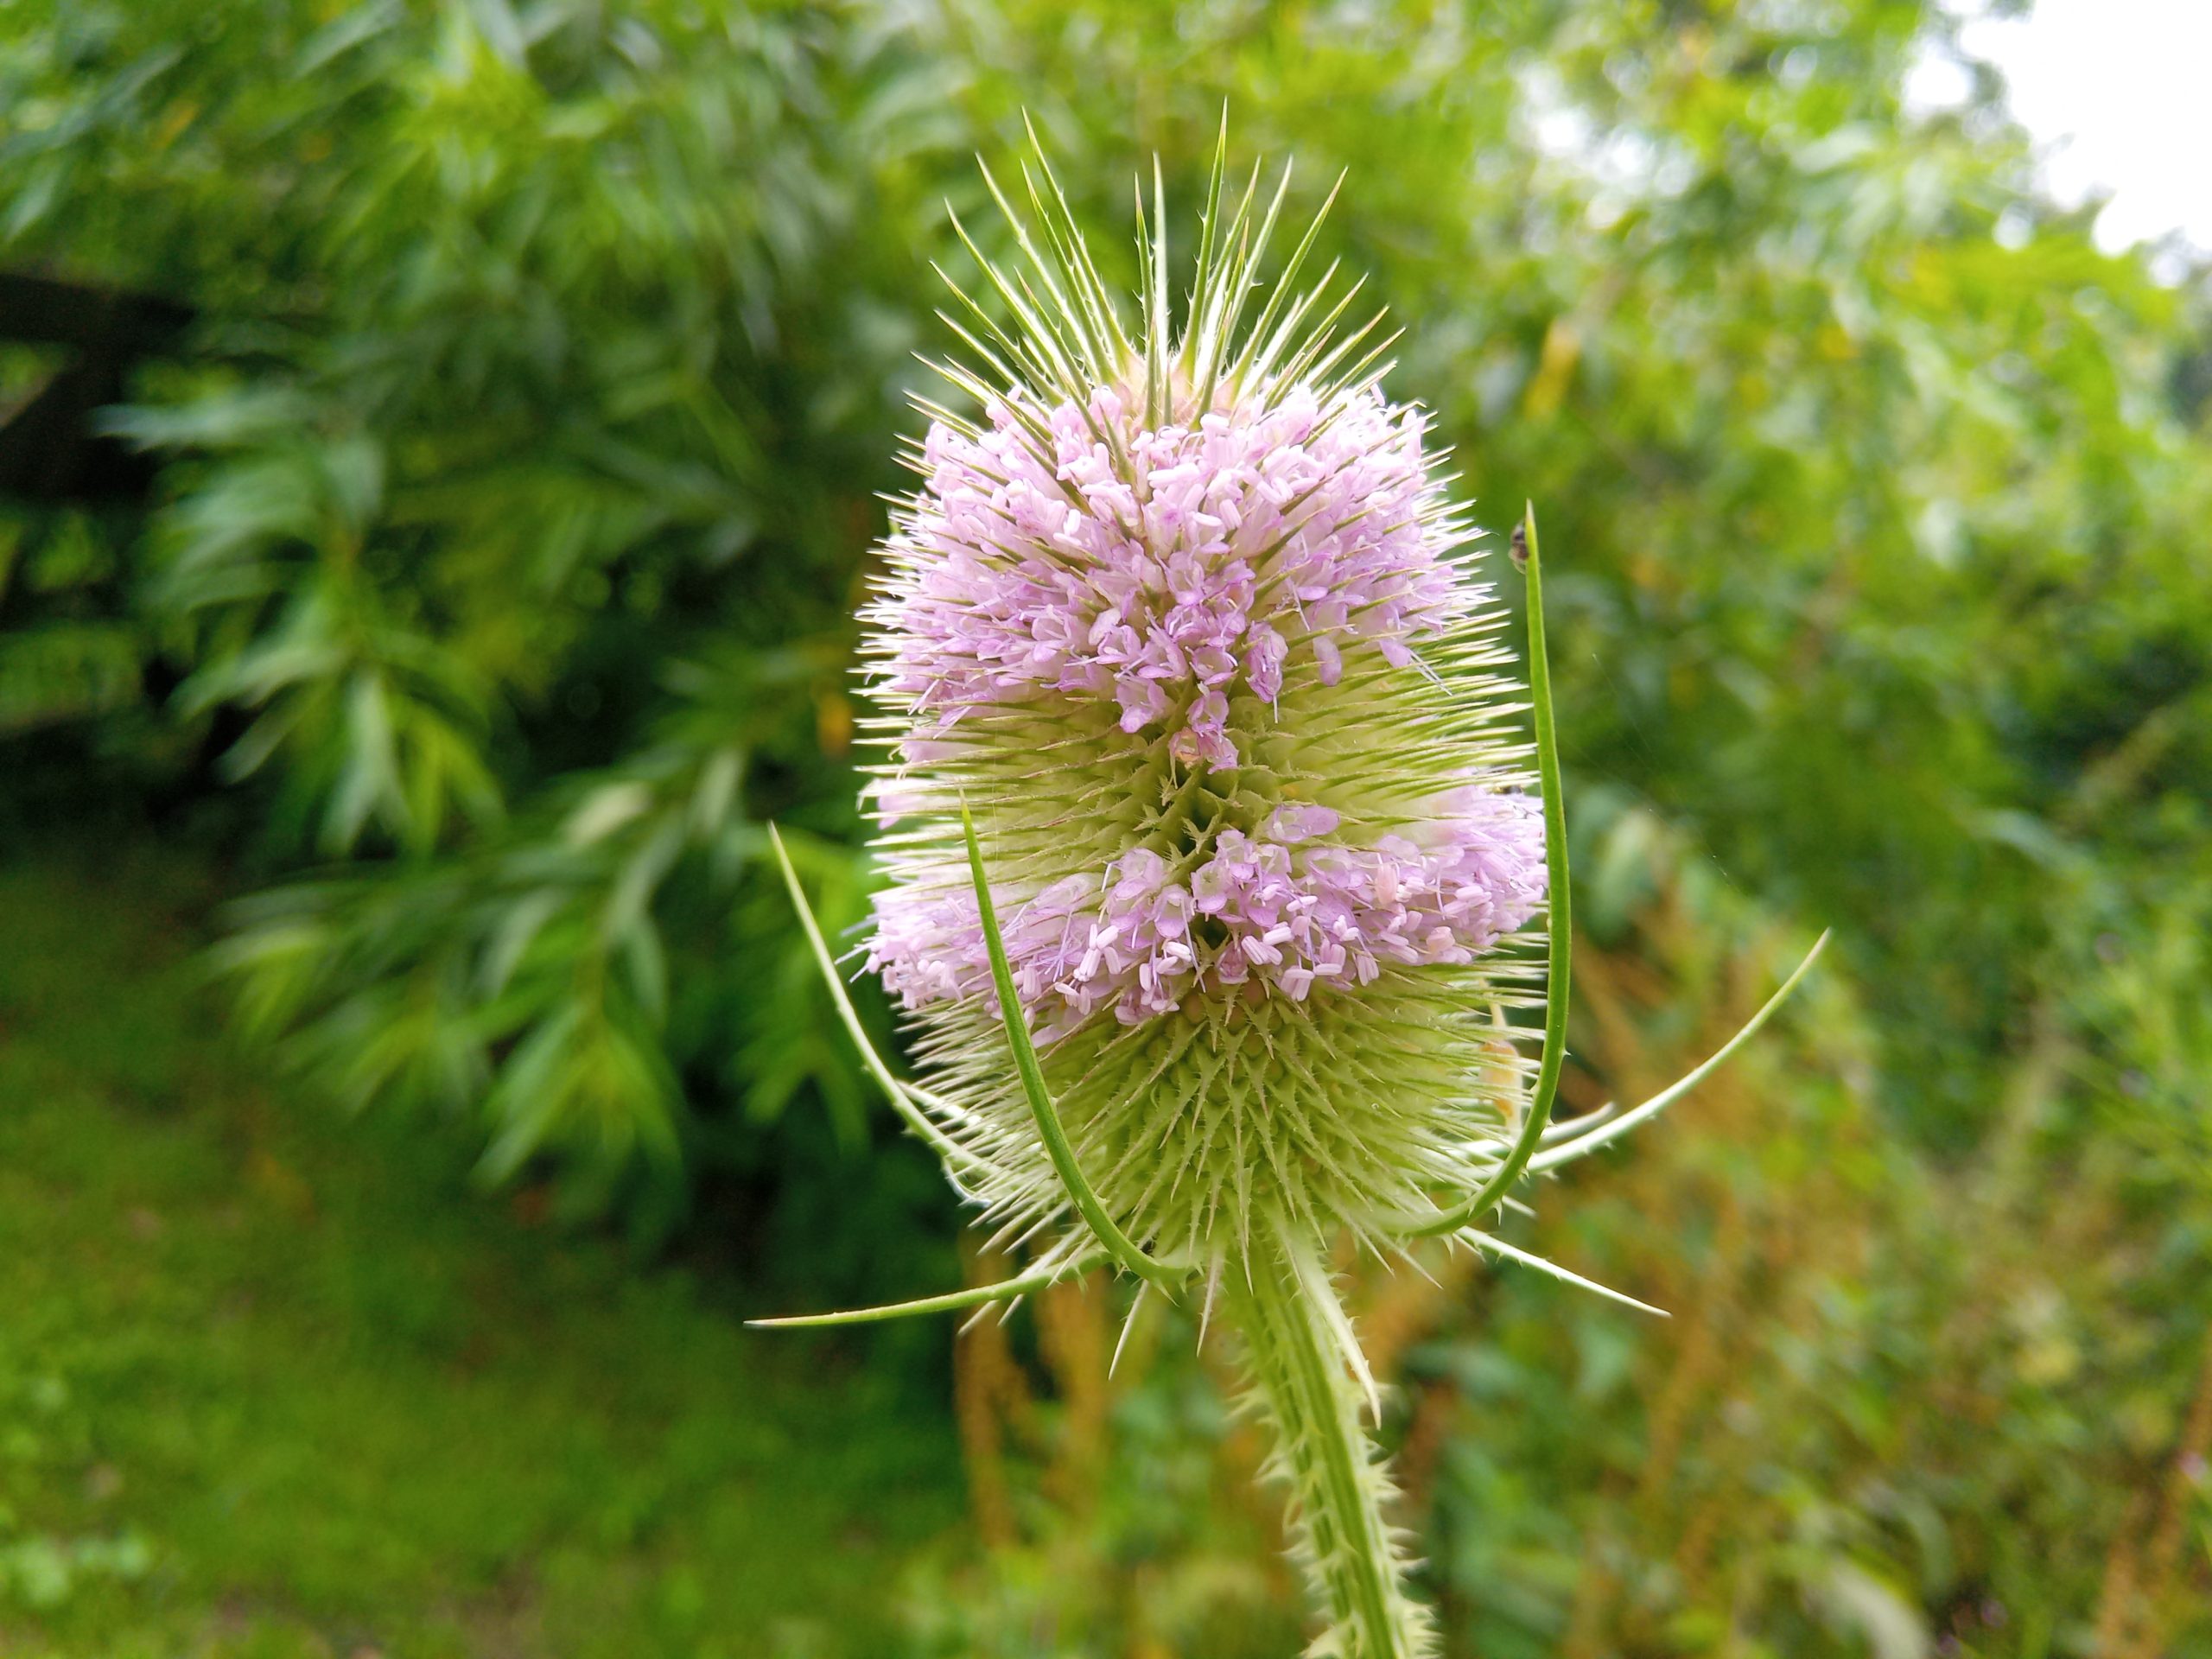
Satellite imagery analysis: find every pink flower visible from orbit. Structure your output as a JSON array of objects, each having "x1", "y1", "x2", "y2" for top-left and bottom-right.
[{"x1": 873, "y1": 385, "x2": 1459, "y2": 769}]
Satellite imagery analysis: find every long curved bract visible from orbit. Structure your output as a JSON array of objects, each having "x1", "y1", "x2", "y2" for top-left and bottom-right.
[
  {"x1": 767, "y1": 823, "x2": 1005, "y2": 1184},
  {"x1": 960, "y1": 803, "x2": 1192, "y2": 1292},
  {"x1": 747, "y1": 1253, "x2": 1106, "y2": 1330},
  {"x1": 1412, "y1": 502, "x2": 1570, "y2": 1237},
  {"x1": 1529, "y1": 930, "x2": 1831, "y2": 1173}
]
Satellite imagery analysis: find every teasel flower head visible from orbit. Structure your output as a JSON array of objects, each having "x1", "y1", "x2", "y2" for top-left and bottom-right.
[
  {"x1": 760, "y1": 126, "x2": 1829, "y2": 1659},
  {"x1": 859, "y1": 155, "x2": 1547, "y2": 1277}
]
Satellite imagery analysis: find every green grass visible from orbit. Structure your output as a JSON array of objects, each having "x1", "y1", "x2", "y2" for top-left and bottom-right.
[{"x1": 0, "y1": 849, "x2": 965, "y2": 1657}]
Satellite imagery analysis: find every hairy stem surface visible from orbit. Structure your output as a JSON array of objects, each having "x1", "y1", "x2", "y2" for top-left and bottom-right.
[{"x1": 1231, "y1": 1230, "x2": 1432, "y2": 1659}]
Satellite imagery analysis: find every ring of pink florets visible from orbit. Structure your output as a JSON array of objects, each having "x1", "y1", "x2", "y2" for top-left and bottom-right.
[
  {"x1": 874, "y1": 382, "x2": 1459, "y2": 770},
  {"x1": 870, "y1": 794, "x2": 1545, "y2": 1041},
  {"x1": 865, "y1": 381, "x2": 1546, "y2": 1037}
]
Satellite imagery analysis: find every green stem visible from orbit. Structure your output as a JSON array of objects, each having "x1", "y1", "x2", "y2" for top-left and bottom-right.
[{"x1": 1230, "y1": 1232, "x2": 1431, "y2": 1659}]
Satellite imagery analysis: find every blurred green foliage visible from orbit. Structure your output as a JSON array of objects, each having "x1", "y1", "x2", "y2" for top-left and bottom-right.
[
  {"x1": 2, "y1": 0, "x2": 2209, "y2": 1653},
  {"x1": 0, "y1": 853, "x2": 962, "y2": 1657}
]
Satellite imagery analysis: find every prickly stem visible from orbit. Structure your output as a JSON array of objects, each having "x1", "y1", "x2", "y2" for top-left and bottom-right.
[{"x1": 1230, "y1": 1224, "x2": 1433, "y2": 1659}]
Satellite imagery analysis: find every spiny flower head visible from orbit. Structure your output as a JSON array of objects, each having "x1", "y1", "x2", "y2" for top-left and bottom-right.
[
  {"x1": 859, "y1": 139, "x2": 1546, "y2": 1268},
  {"x1": 766, "y1": 133, "x2": 1826, "y2": 1659}
]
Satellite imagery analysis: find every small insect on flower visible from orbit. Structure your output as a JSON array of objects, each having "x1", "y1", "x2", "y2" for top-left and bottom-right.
[{"x1": 759, "y1": 122, "x2": 1827, "y2": 1659}]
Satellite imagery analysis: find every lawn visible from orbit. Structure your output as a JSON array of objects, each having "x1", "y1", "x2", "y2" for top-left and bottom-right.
[{"x1": 0, "y1": 848, "x2": 966, "y2": 1658}]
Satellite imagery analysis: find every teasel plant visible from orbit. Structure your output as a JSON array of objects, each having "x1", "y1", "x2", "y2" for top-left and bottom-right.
[{"x1": 754, "y1": 124, "x2": 1827, "y2": 1657}]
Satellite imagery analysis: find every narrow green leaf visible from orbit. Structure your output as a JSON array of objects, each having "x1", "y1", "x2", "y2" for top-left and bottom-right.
[
  {"x1": 959, "y1": 802, "x2": 1187, "y2": 1291},
  {"x1": 1414, "y1": 503, "x2": 1570, "y2": 1236},
  {"x1": 748, "y1": 1254, "x2": 1105, "y2": 1329},
  {"x1": 1530, "y1": 930, "x2": 1832, "y2": 1173},
  {"x1": 767, "y1": 823, "x2": 1003, "y2": 1181}
]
